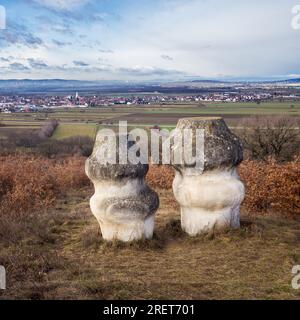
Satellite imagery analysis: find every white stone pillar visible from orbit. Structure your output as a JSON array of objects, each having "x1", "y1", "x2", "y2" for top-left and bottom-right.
[
  {"x1": 171, "y1": 117, "x2": 245, "y2": 236},
  {"x1": 85, "y1": 134, "x2": 159, "y2": 242}
]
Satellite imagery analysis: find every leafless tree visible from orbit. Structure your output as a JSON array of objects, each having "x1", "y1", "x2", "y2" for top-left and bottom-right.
[{"x1": 239, "y1": 116, "x2": 299, "y2": 161}]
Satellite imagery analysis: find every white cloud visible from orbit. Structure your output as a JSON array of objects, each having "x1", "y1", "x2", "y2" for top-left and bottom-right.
[
  {"x1": 110, "y1": 0, "x2": 300, "y2": 78},
  {"x1": 33, "y1": 0, "x2": 90, "y2": 11},
  {"x1": 3, "y1": 0, "x2": 300, "y2": 80}
]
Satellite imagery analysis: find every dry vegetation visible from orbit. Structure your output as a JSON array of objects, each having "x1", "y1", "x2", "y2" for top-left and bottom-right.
[
  {"x1": 0, "y1": 155, "x2": 89, "y2": 216},
  {"x1": 240, "y1": 158, "x2": 300, "y2": 216},
  {"x1": 148, "y1": 159, "x2": 300, "y2": 216},
  {"x1": 0, "y1": 155, "x2": 300, "y2": 299},
  {"x1": 238, "y1": 116, "x2": 300, "y2": 162}
]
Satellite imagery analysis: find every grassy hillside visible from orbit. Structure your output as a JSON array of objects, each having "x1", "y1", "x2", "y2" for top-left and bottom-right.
[
  {"x1": 0, "y1": 156, "x2": 300, "y2": 300},
  {"x1": 1, "y1": 187, "x2": 300, "y2": 300}
]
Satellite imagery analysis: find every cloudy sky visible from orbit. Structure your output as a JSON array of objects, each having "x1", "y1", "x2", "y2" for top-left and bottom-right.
[{"x1": 0, "y1": 0, "x2": 300, "y2": 80}]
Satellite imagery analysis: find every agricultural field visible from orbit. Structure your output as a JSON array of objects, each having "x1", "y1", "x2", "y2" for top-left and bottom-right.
[
  {"x1": 52, "y1": 123, "x2": 98, "y2": 140},
  {"x1": 1, "y1": 101, "x2": 300, "y2": 140}
]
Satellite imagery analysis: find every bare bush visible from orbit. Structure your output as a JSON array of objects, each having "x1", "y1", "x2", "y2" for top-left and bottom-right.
[
  {"x1": 239, "y1": 116, "x2": 299, "y2": 161},
  {"x1": 1, "y1": 121, "x2": 93, "y2": 158},
  {"x1": 9, "y1": 130, "x2": 43, "y2": 148},
  {"x1": 38, "y1": 119, "x2": 59, "y2": 139},
  {"x1": 0, "y1": 138, "x2": 17, "y2": 155},
  {"x1": 37, "y1": 136, "x2": 94, "y2": 158},
  {"x1": 6, "y1": 120, "x2": 59, "y2": 149}
]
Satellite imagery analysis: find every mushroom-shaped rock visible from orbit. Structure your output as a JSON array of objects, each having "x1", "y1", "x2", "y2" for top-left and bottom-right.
[
  {"x1": 171, "y1": 117, "x2": 245, "y2": 236},
  {"x1": 85, "y1": 133, "x2": 159, "y2": 242}
]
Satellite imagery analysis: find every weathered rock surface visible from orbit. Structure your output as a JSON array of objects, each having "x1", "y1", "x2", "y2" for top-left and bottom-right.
[
  {"x1": 86, "y1": 134, "x2": 159, "y2": 242},
  {"x1": 171, "y1": 117, "x2": 245, "y2": 235}
]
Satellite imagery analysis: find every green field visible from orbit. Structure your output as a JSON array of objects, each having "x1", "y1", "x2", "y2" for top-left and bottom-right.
[{"x1": 52, "y1": 123, "x2": 98, "y2": 139}]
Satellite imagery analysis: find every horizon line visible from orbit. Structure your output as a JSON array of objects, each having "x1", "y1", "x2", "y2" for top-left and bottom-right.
[{"x1": 0, "y1": 77, "x2": 300, "y2": 83}]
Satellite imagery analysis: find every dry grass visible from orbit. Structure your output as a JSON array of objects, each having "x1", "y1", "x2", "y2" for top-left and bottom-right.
[
  {"x1": 1, "y1": 155, "x2": 300, "y2": 299},
  {"x1": 1, "y1": 187, "x2": 300, "y2": 300}
]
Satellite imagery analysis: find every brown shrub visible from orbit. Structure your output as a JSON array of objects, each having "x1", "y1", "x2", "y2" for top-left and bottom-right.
[
  {"x1": 240, "y1": 157, "x2": 300, "y2": 216},
  {"x1": 147, "y1": 160, "x2": 300, "y2": 216},
  {"x1": 0, "y1": 155, "x2": 299, "y2": 225},
  {"x1": 0, "y1": 155, "x2": 90, "y2": 218},
  {"x1": 147, "y1": 164, "x2": 174, "y2": 189}
]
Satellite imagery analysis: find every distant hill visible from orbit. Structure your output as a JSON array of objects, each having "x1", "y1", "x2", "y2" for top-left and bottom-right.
[
  {"x1": 190, "y1": 79, "x2": 226, "y2": 83},
  {"x1": 0, "y1": 78, "x2": 299, "y2": 94},
  {"x1": 0, "y1": 79, "x2": 140, "y2": 94},
  {"x1": 278, "y1": 78, "x2": 300, "y2": 84}
]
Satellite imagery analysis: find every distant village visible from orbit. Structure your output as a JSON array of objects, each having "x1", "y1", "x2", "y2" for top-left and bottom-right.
[{"x1": 0, "y1": 91, "x2": 299, "y2": 113}]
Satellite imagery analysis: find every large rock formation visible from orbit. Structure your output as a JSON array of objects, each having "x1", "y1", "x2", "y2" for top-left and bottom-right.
[
  {"x1": 85, "y1": 133, "x2": 159, "y2": 242},
  {"x1": 171, "y1": 117, "x2": 245, "y2": 236}
]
